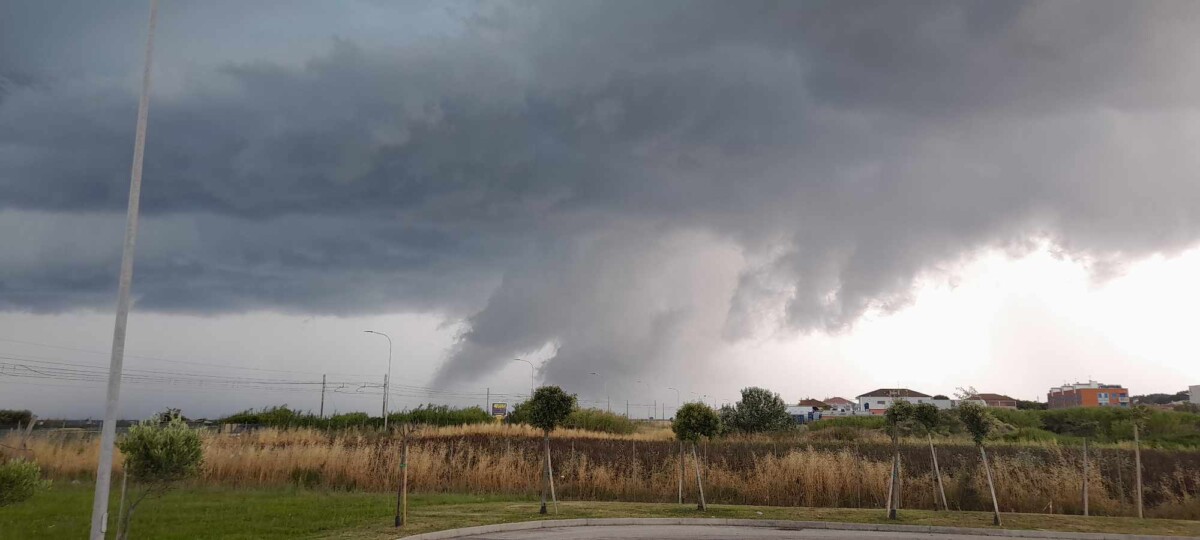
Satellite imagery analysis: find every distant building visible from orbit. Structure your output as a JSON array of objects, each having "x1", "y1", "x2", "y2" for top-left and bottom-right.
[
  {"x1": 785, "y1": 405, "x2": 822, "y2": 424},
  {"x1": 796, "y1": 398, "x2": 829, "y2": 412},
  {"x1": 856, "y1": 388, "x2": 932, "y2": 415},
  {"x1": 1048, "y1": 381, "x2": 1129, "y2": 409},
  {"x1": 1191, "y1": 385, "x2": 1199, "y2": 405},
  {"x1": 822, "y1": 397, "x2": 855, "y2": 413},
  {"x1": 970, "y1": 393, "x2": 1019, "y2": 409}
]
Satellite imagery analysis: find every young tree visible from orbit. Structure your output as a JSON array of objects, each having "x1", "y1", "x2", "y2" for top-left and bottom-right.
[
  {"x1": 672, "y1": 402, "x2": 721, "y2": 510},
  {"x1": 958, "y1": 401, "x2": 1001, "y2": 526},
  {"x1": 0, "y1": 459, "x2": 47, "y2": 506},
  {"x1": 883, "y1": 400, "x2": 915, "y2": 519},
  {"x1": 730, "y1": 387, "x2": 792, "y2": 433},
  {"x1": 913, "y1": 402, "x2": 947, "y2": 511},
  {"x1": 115, "y1": 414, "x2": 203, "y2": 539},
  {"x1": 527, "y1": 386, "x2": 576, "y2": 515}
]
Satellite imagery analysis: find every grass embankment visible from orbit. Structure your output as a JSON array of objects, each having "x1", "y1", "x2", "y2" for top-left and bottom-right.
[{"x1": 3, "y1": 484, "x2": 1200, "y2": 540}]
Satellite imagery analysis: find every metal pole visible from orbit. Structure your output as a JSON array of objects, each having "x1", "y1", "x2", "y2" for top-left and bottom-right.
[
  {"x1": 486, "y1": 388, "x2": 490, "y2": 413},
  {"x1": 514, "y1": 359, "x2": 535, "y2": 398},
  {"x1": 90, "y1": 2, "x2": 156, "y2": 537},
  {"x1": 320, "y1": 374, "x2": 326, "y2": 419}
]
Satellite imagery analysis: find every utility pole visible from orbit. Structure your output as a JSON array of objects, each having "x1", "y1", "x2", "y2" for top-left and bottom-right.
[
  {"x1": 90, "y1": 2, "x2": 157, "y2": 538},
  {"x1": 320, "y1": 374, "x2": 326, "y2": 418},
  {"x1": 486, "y1": 388, "x2": 490, "y2": 413},
  {"x1": 625, "y1": 400, "x2": 629, "y2": 418}
]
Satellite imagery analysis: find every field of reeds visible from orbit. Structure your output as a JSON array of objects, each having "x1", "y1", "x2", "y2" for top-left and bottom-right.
[{"x1": 5, "y1": 424, "x2": 1198, "y2": 520}]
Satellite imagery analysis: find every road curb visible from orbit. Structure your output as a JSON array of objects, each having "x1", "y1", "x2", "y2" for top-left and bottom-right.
[{"x1": 396, "y1": 517, "x2": 1200, "y2": 540}]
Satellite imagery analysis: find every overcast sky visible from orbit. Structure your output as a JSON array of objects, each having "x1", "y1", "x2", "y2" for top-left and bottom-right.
[{"x1": 2, "y1": 0, "x2": 1199, "y2": 419}]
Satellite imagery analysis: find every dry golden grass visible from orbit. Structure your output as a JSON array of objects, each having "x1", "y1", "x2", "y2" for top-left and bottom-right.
[{"x1": 5, "y1": 426, "x2": 1198, "y2": 520}]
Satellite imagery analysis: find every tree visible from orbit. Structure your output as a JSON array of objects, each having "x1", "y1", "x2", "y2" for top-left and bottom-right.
[
  {"x1": 958, "y1": 402, "x2": 1001, "y2": 526},
  {"x1": 730, "y1": 387, "x2": 792, "y2": 433},
  {"x1": 527, "y1": 386, "x2": 575, "y2": 515},
  {"x1": 115, "y1": 414, "x2": 203, "y2": 539},
  {"x1": 0, "y1": 459, "x2": 47, "y2": 506},
  {"x1": 912, "y1": 403, "x2": 947, "y2": 511},
  {"x1": 0, "y1": 409, "x2": 33, "y2": 427},
  {"x1": 883, "y1": 400, "x2": 915, "y2": 519},
  {"x1": 672, "y1": 402, "x2": 721, "y2": 510}
]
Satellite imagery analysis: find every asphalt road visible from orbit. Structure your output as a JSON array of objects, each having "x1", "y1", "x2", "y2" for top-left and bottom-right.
[{"x1": 460, "y1": 525, "x2": 1043, "y2": 540}]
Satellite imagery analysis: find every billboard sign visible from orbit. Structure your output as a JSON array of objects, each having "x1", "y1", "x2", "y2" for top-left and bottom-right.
[{"x1": 491, "y1": 402, "x2": 508, "y2": 416}]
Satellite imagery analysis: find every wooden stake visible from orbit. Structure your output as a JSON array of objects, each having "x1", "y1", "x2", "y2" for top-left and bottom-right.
[
  {"x1": 678, "y1": 441, "x2": 683, "y2": 505},
  {"x1": 539, "y1": 431, "x2": 549, "y2": 514},
  {"x1": 547, "y1": 435, "x2": 558, "y2": 514},
  {"x1": 885, "y1": 453, "x2": 896, "y2": 519},
  {"x1": 929, "y1": 434, "x2": 947, "y2": 511},
  {"x1": 1082, "y1": 438, "x2": 1089, "y2": 517},
  {"x1": 981, "y1": 446, "x2": 1002, "y2": 526},
  {"x1": 1134, "y1": 424, "x2": 1143, "y2": 519},
  {"x1": 396, "y1": 424, "x2": 409, "y2": 527}
]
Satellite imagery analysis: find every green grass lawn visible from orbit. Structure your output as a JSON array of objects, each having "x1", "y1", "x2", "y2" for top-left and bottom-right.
[{"x1": 2, "y1": 484, "x2": 1199, "y2": 539}]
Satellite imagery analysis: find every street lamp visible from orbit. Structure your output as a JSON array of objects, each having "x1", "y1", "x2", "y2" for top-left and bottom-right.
[
  {"x1": 513, "y1": 358, "x2": 536, "y2": 398},
  {"x1": 589, "y1": 372, "x2": 609, "y2": 412},
  {"x1": 364, "y1": 330, "x2": 393, "y2": 429}
]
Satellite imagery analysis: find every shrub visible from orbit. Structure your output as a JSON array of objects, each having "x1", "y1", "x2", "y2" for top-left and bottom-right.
[
  {"x1": 391, "y1": 405, "x2": 492, "y2": 427},
  {"x1": 0, "y1": 409, "x2": 33, "y2": 427},
  {"x1": 115, "y1": 414, "x2": 204, "y2": 539},
  {"x1": 562, "y1": 408, "x2": 636, "y2": 434},
  {"x1": 728, "y1": 387, "x2": 793, "y2": 433},
  {"x1": 0, "y1": 459, "x2": 46, "y2": 506}
]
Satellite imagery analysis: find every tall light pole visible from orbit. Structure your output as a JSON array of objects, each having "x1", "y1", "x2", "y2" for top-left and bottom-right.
[
  {"x1": 589, "y1": 372, "x2": 609, "y2": 412},
  {"x1": 364, "y1": 330, "x2": 392, "y2": 429},
  {"x1": 513, "y1": 358, "x2": 536, "y2": 398},
  {"x1": 667, "y1": 387, "x2": 680, "y2": 418},
  {"x1": 90, "y1": 1, "x2": 157, "y2": 537}
]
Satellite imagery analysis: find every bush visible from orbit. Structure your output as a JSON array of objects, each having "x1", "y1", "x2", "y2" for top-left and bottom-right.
[
  {"x1": 0, "y1": 409, "x2": 33, "y2": 427},
  {"x1": 562, "y1": 408, "x2": 636, "y2": 434},
  {"x1": 391, "y1": 405, "x2": 492, "y2": 427},
  {"x1": 0, "y1": 459, "x2": 46, "y2": 506},
  {"x1": 728, "y1": 387, "x2": 793, "y2": 433},
  {"x1": 118, "y1": 416, "x2": 204, "y2": 485}
]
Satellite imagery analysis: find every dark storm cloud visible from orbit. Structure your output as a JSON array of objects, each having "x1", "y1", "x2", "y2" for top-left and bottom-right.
[{"x1": 2, "y1": 1, "x2": 1199, "y2": 391}]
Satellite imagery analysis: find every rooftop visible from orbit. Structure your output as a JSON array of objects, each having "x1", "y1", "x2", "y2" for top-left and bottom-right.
[{"x1": 857, "y1": 388, "x2": 931, "y2": 399}]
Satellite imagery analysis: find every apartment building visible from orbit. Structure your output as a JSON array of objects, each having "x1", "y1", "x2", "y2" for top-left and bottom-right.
[{"x1": 1047, "y1": 381, "x2": 1129, "y2": 409}]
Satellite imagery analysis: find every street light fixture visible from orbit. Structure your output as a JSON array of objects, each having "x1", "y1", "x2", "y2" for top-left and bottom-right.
[
  {"x1": 364, "y1": 330, "x2": 393, "y2": 429},
  {"x1": 513, "y1": 358, "x2": 536, "y2": 398}
]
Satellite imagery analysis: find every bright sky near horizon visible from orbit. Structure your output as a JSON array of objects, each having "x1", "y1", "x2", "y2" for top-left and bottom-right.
[{"x1": 3, "y1": 1, "x2": 1200, "y2": 418}]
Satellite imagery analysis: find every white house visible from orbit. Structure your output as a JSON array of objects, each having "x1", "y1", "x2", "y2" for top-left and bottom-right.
[
  {"x1": 1191, "y1": 385, "x2": 1199, "y2": 405},
  {"x1": 856, "y1": 388, "x2": 932, "y2": 415}
]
